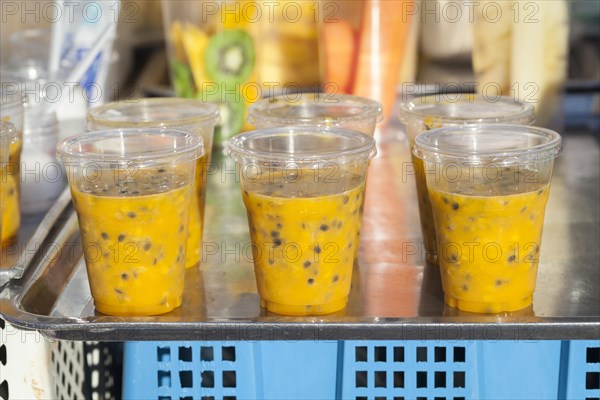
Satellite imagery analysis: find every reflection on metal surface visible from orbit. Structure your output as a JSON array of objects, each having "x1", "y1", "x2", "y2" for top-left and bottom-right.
[{"x1": 0, "y1": 131, "x2": 598, "y2": 340}]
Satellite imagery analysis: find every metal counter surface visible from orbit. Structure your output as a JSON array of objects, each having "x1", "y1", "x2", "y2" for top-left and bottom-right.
[{"x1": 1, "y1": 128, "x2": 598, "y2": 341}]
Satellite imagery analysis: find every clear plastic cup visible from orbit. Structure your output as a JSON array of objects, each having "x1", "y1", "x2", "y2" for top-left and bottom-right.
[
  {"x1": 0, "y1": 88, "x2": 24, "y2": 245},
  {"x1": 399, "y1": 95, "x2": 535, "y2": 264},
  {"x1": 226, "y1": 126, "x2": 377, "y2": 315},
  {"x1": 248, "y1": 92, "x2": 382, "y2": 135},
  {"x1": 1, "y1": 121, "x2": 20, "y2": 243},
  {"x1": 414, "y1": 124, "x2": 562, "y2": 313},
  {"x1": 87, "y1": 98, "x2": 219, "y2": 269},
  {"x1": 57, "y1": 128, "x2": 204, "y2": 316}
]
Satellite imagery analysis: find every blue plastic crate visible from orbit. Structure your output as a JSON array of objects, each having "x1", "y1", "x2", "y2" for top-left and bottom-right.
[{"x1": 123, "y1": 340, "x2": 600, "y2": 400}]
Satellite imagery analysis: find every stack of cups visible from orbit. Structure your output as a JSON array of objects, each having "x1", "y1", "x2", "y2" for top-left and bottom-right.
[{"x1": 401, "y1": 95, "x2": 562, "y2": 313}]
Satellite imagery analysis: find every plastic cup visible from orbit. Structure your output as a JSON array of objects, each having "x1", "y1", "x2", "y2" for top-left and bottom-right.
[
  {"x1": 0, "y1": 88, "x2": 24, "y2": 245},
  {"x1": 247, "y1": 92, "x2": 382, "y2": 135},
  {"x1": 1, "y1": 121, "x2": 20, "y2": 243},
  {"x1": 57, "y1": 128, "x2": 203, "y2": 316},
  {"x1": 87, "y1": 99, "x2": 219, "y2": 269},
  {"x1": 226, "y1": 127, "x2": 376, "y2": 315},
  {"x1": 399, "y1": 95, "x2": 535, "y2": 264},
  {"x1": 414, "y1": 124, "x2": 562, "y2": 313}
]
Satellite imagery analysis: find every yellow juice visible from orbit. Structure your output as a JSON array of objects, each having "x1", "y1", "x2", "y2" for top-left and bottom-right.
[
  {"x1": 71, "y1": 168, "x2": 192, "y2": 316},
  {"x1": 430, "y1": 185, "x2": 550, "y2": 313},
  {"x1": 243, "y1": 175, "x2": 365, "y2": 315},
  {"x1": 1, "y1": 140, "x2": 22, "y2": 245}
]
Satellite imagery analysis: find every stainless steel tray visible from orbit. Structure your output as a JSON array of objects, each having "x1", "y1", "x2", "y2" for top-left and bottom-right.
[{"x1": 1, "y1": 131, "x2": 599, "y2": 341}]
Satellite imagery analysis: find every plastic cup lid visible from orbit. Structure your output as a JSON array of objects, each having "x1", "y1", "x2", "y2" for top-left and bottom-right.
[
  {"x1": 399, "y1": 95, "x2": 536, "y2": 126},
  {"x1": 248, "y1": 93, "x2": 383, "y2": 127},
  {"x1": 87, "y1": 98, "x2": 220, "y2": 128},
  {"x1": 57, "y1": 128, "x2": 204, "y2": 168},
  {"x1": 414, "y1": 124, "x2": 562, "y2": 163},
  {"x1": 226, "y1": 126, "x2": 377, "y2": 165}
]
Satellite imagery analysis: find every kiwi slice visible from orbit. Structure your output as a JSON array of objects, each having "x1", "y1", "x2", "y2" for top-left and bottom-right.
[
  {"x1": 171, "y1": 59, "x2": 195, "y2": 98},
  {"x1": 205, "y1": 30, "x2": 255, "y2": 85},
  {"x1": 198, "y1": 86, "x2": 245, "y2": 144}
]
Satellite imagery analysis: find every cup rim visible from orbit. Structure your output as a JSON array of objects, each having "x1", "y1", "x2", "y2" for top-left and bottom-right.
[
  {"x1": 225, "y1": 126, "x2": 377, "y2": 164},
  {"x1": 0, "y1": 121, "x2": 19, "y2": 144},
  {"x1": 398, "y1": 94, "x2": 536, "y2": 125},
  {"x1": 56, "y1": 128, "x2": 204, "y2": 166},
  {"x1": 87, "y1": 98, "x2": 220, "y2": 128},
  {"x1": 247, "y1": 92, "x2": 383, "y2": 127},
  {"x1": 414, "y1": 124, "x2": 562, "y2": 161}
]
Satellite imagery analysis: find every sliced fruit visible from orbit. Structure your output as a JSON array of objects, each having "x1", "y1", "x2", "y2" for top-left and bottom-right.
[
  {"x1": 181, "y1": 23, "x2": 210, "y2": 91},
  {"x1": 205, "y1": 30, "x2": 255, "y2": 85},
  {"x1": 169, "y1": 21, "x2": 187, "y2": 61},
  {"x1": 170, "y1": 59, "x2": 195, "y2": 98},
  {"x1": 198, "y1": 86, "x2": 245, "y2": 144},
  {"x1": 321, "y1": 19, "x2": 356, "y2": 93}
]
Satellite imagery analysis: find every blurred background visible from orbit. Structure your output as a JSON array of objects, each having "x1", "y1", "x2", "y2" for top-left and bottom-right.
[{"x1": 0, "y1": 0, "x2": 598, "y2": 138}]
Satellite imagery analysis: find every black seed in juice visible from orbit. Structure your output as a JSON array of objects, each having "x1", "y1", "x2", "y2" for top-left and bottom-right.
[
  {"x1": 268, "y1": 258, "x2": 274, "y2": 265},
  {"x1": 307, "y1": 278, "x2": 314, "y2": 285},
  {"x1": 495, "y1": 279, "x2": 504, "y2": 287},
  {"x1": 158, "y1": 168, "x2": 166, "y2": 173},
  {"x1": 443, "y1": 196, "x2": 449, "y2": 204},
  {"x1": 303, "y1": 261, "x2": 311, "y2": 268},
  {"x1": 332, "y1": 275, "x2": 339, "y2": 282},
  {"x1": 103, "y1": 252, "x2": 109, "y2": 259},
  {"x1": 270, "y1": 231, "x2": 280, "y2": 238},
  {"x1": 508, "y1": 254, "x2": 516, "y2": 263},
  {"x1": 179, "y1": 225, "x2": 184, "y2": 233},
  {"x1": 448, "y1": 254, "x2": 458, "y2": 263},
  {"x1": 320, "y1": 224, "x2": 329, "y2": 231},
  {"x1": 273, "y1": 238, "x2": 282, "y2": 247},
  {"x1": 128, "y1": 211, "x2": 136, "y2": 219},
  {"x1": 121, "y1": 273, "x2": 128, "y2": 281},
  {"x1": 8, "y1": 188, "x2": 14, "y2": 196},
  {"x1": 144, "y1": 242, "x2": 152, "y2": 251},
  {"x1": 461, "y1": 284, "x2": 468, "y2": 291},
  {"x1": 503, "y1": 200, "x2": 509, "y2": 205},
  {"x1": 314, "y1": 245, "x2": 321, "y2": 254},
  {"x1": 521, "y1": 206, "x2": 527, "y2": 213},
  {"x1": 537, "y1": 189, "x2": 543, "y2": 195},
  {"x1": 244, "y1": 190, "x2": 249, "y2": 196},
  {"x1": 115, "y1": 288, "x2": 123, "y2": 295},
  {"x1": 276, "y1": 223, "x2": 283, "y2": 229},
  {"x1": 343, "y1": 195, "x2": 349, "y2": 204},
  {"x1": 452, "y1": 202, "x2": 459, "y2": 210},
  {"x1": 302, "y1": 223, "x2": 306, "y2": 229},
  {"x1": 101, "y1": 232, "x2": 109, "y2": 240},
  {"x1": 153, "y1": 258, "x2": 158, "y2": 265},
  {"x1": 118, "y1": 234, "x2": 126, "y2": 242}
]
